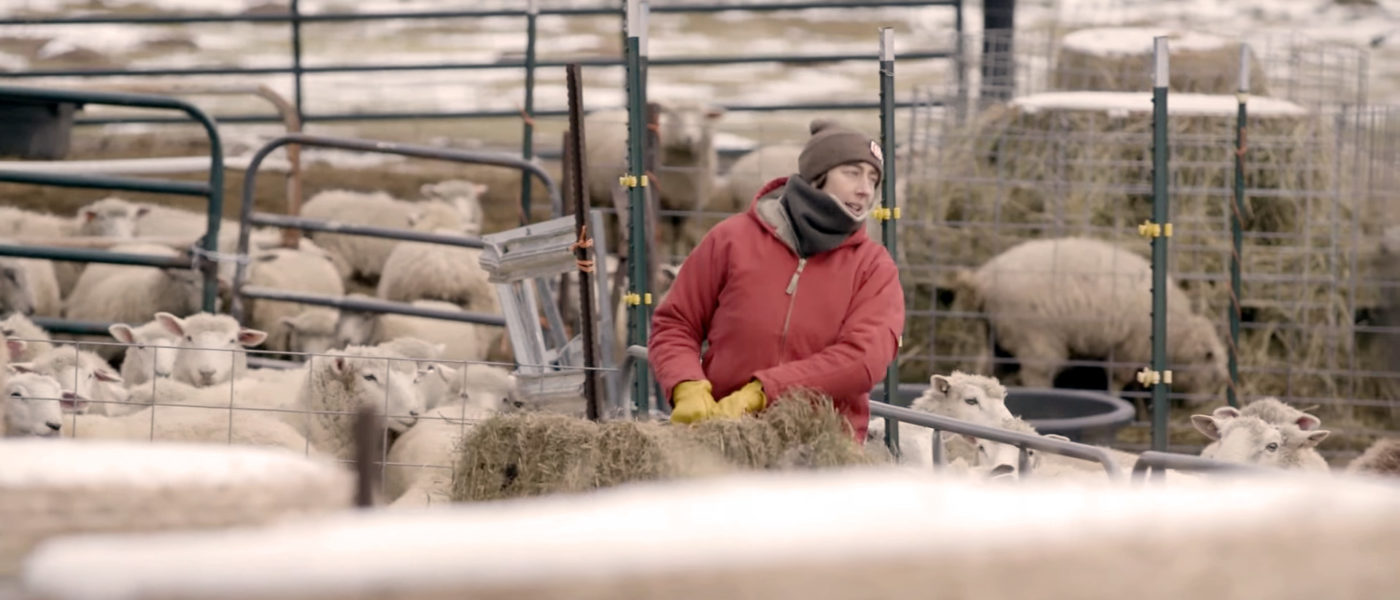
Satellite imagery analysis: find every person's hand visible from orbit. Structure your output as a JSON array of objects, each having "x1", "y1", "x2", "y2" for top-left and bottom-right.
[
  {"x1": 713, "y1": 380, "x2": 767, "y2": 419},
  {"x1": 669, "y1": 380, "x2": 716, "y2": 424}
]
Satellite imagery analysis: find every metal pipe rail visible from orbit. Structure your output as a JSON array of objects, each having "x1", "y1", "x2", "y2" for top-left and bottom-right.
[
  {"x1": 248, "y1": 214, "x2": 487, "y2": 249},
  {"x1": 237, "y1": 287, "x2": 506, "y2": 328},
  {"x1": 0, "y1": 84, "x2": 225, "y2": 315},
  {"x1": 868, "y1": 400, "x2": 1124, "y2": 480},
  {"x1": 1129, "y1": 451, "x2": 1271, "y2": 482}
]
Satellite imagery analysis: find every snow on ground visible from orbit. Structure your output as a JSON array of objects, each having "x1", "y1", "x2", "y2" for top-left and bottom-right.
[
  {"x1": 19, "y1": 467, "x2": 1400, "y2": 599},
  {"x1": 1011, "y1": 91, "x2": 1309, "y2": 117},
  {"x1": 1061, "y1": 27, "x2": 1233, "y2": 56}
]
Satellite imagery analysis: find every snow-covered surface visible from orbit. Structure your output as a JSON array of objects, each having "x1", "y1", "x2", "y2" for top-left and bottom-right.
[
  {"x1": 0, "y1": 438, "x2": 336, "y2": 488},
  {"x1": 20, "y1": 467, "x2": 1400, "y2": 600},
  {"x1": 1012, "y1": 91, "x2": 1309, "y2": 117},
  {"x1": 1061, "y1": 27, "x2": 1231, "y2": 57}
]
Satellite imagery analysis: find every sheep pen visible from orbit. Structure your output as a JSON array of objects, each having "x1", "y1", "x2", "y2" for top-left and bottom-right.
[
  {"x1": 902, "y1": 89, "x2": 1390, "y2": 453},
  {"x1": 451, "y1": 390, "x2": 887, "y2": 503}
]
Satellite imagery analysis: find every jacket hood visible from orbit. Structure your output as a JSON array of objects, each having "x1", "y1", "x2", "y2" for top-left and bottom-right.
[{"x1": 747, "y1": 175, "x2": 869, "y2": 257}]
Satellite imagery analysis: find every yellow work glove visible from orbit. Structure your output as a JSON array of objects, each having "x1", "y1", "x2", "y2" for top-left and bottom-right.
[
  {"x1": 713, "y1": 380, "x2": 767, "y2": 419},
  {"x1": 669, "y1": 380, "x2": 716, "y2": 424}
]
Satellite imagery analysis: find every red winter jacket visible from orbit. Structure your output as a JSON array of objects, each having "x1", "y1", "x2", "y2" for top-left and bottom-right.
[{"x1": 648, "y1": 176, "x2": 905, "y2": 441}]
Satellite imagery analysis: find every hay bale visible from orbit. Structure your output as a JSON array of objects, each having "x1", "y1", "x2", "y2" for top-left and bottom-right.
[
  {"x1": 450, "y1": 390, "x2": 879, "y2": 502},
  {"x1": 1054, "y1": 27, "x2": 1269, "y2": 95}
]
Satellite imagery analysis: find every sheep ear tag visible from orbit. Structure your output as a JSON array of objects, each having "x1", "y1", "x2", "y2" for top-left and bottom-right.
[{"x1": 869, "y1": 140, "x2": 883, "y2": 163}]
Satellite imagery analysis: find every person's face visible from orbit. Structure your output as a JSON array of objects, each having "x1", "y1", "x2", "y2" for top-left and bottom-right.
[{"x1": 820, "y1": 162, "x2": 880, "y2": 218}]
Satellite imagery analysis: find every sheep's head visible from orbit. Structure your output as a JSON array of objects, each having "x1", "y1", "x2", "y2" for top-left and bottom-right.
[
  {"x1": 109, "y1": 320, "x2": 179, "y2": 383},
  {"x1": 1194, "y1": 413, "x2": 1290, "y2": 467},
  {"x1": 78, "y1": 197, "x2": 147, "y2": 238},
  {"x1": 420, "y1": 179, "x2": 487, "y2": 234},
  {"x1": 956, "y1": 417, "x2": 1062, "y2": 481},
  {"x1": 911, "y1": 371, "x2": 1015, "y2": 425},
  {"x1": 280, "y1": 309, "x2": 340, "y2": 355},
  {"x1": 334, "y1": 309, "x2": 376, "y2": 349},
  {"x1": 327, "y1": 349, "x2": 423, "y2": 433},
  {"x1": 1234, "y1": 398, "x2": 1322, "y2": 431},
  {"x1": 656, "y1": 100, "x2": 724, "y2": 156},
  {"x1": 3, "y1": 372, "x2": 66, "y2": 437},
  {"x1": 1168, "y1": 313, "x2": 1229, "y2": 393},
  {"x1": 12, "y1": 349, "x2": 122, "y2": 414},
  {"x1": 157, "y1": 312, "x2": 267, "y2": 388},
  {"x1": 160, "y1": 267, "x2": 216, "y2": 315},
  {"x1": 1203, "y1": 405, "x2": 1330, "y2": 468},
  {"x1": 0, "y1": 260, "x2": 35, "y2": 317}
]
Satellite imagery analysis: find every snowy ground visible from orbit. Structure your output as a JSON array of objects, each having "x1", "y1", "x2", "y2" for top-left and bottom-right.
[{"x1": 2, "y1": 0, "x2": 1397, "y2": 157}]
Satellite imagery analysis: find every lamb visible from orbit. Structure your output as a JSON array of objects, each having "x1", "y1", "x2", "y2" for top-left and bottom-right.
[
  {"x1": 1191, "y1": 412, "x2": 1330, "y2": 472},
  {"x1": 865, "y1": 371, "x2": 1017, "y2": 469},
  {"x1": 384, "y1": 401, "x2": 500, "y2": 507},
  {"x1": 62, "y1": 242, "x2": 208, "y2": 328},
  {"x1": 153, "y1": 312, "x2": 268, "y2": 388},
  {"x1": 3, "y1": 372, "x2": 66, "y2": 437},
  {"x1": 335, "y1": 296, "x2": 500, "y2": 363},
  {"x1": 583, "y1": 101, "x2": 725, "y2": 253},
  {"x1": 952, "y1": 236, "x2": 1229, "y2": 401},
  {"x1": 1195, "y1": 398, "x2": 1331, "y2": 472},
  {"x1": 375, "y1": 232, "x2": 498, "y2": 314},
  {"x1": 77, "y1": 196, "x2": 147, "y2": 238},
  {"x1": 242, "y1": 247, "x2": 345, "y2": 354},
  {"x1": 11, "y1": 346, "x2": 128, "y2": 416},
  {"x1": 108, "y1": 318, "x2": 180, "y2": 388},
  {"x1": 1345, "y1": 438, "x2": 1400, "y2": 477},
  {"x1": 0, "y1": 250, "x2": 61, "y2": 318},
  {"x1": 298, "y1": 189, "x2": 477, "y2": 283},
  {"x1": 1, "y1": 312, "x2": 53, "y2": 361}
]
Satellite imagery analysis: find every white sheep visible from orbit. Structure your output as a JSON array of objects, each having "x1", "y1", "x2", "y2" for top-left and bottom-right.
[
  {"x1": 0, "y1": 251, "x2": 61, "y2": 318},
  {"x1": 11, "y1": 346, "x2": 127, "y2": 416},
  {"x1": 418, "y1": 179, "x2": 488, "y2": 236},
  {"x1": 280, "y1": 345, "x2": 426, "y2": 461},
  {"x1": 153, "y1": 312, "x2": 268, "y2": 388},
  {"x1": 108, "y1": 318, "x2": 180, "y2": 388},
  {"x1": 298, "y1": 189, "x2": 475, "y2": 283},
  {"x1": 411, "y1": 360, "x2": 520, "y2": 412},
  {"x1": 375, "y1": 232, "x2": 498, "y2": 314},
  {"x1": 3, "y1": 372, "x2": 66, "y2": 438},
  {"x1": 76, "y1": 196, "x2": 147, "y2": 238},
  {"x1": 1191, "y1": 412, "x2": 1330, "y2": 472},
  {"x1": 62, "y1": 242, "x2": 209, "y2": 327},
  {"x1": 1198, "y1": 397, "x2": 1328, "y2": 471},
  {"x1": 953, "y1": 236, "x2": 1229, "y2": 400},
  {"x1": 583, "y1": 101, "x2": 725, "y2": 253},
  {"x1": 335, "y1": 296, "x2": 500, "y2": 363},
  {"x1": 384, "y1": 401, "x2": 499, "y2": 507},
  {"x1": 719, "y1": 142, "x2": 803, "y2": 212},
  {"x1": 60, "y1": 403, "x2": 315, "y2": 455},
  {"x1": 243, "y1": 246, "x2": 345, "y2": 354},
  {"x1": 1346, "y1": 438, "x2": 1400, "y2": 477},
  {"x1": 1, "y1": 312, "x2": 53, "y2": 361}
]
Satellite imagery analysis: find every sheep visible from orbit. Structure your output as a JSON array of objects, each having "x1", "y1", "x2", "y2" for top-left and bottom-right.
[
  {"x1": 1191, "y1": 412, "x2": 1330, "y2": 472},
  {"x1": 720, "y1": 143, "x2": 803, "y2": 212},
  {"x1": 418, "y1": 179, "x2": 488, "y2": 236},
  {"x1": 384, "y1": 401, "x2": 500, "y2": 507},
  {"x1": 0, "y1": 251, "x2": 61, "y2": 318},
  {"x1": 11, "y1": 346, "x2": 127, "y2": 416},
  {"x1": 107, "y1": 318, "x2": 180, "y2": 388},
  {"x1": 583, "y1": 101, "x2": 725, "y2": 254},
  {"x1": 59, "y1": 402, "x2": 315, "y2": 455},
  {"x1": 952, "y1": 236, "x2": 1228, "y2": 404},
  {"x1": 375, "y1": 232, "x2": 497, "y2": 314},
  {"x1": 62, "y1": 242, "x2": 208, "y2": 329},
  {"x1": 866, "y1": 372, "x2": 1018, "y2": 472},
  {"x1": 154, "y1": 312, "x2": 268, "y2": 388},
  {"x1": 3, "y1": 372, "x2": 66, "y2": 438},
  {"x1": 0, "y1": 207, "x2": 82, "y2": 297},
  {"x1": 335, "y1": 296, "x2": 500, "y2": 364},
  {"x1": 1195, "y1": 398, "x2": 1331, "y2": 472},
  {"x1": 76, "y1": 196, "x2": 147, "y2": 238},
  {"x1": 1345, "y1": 438, "x2": 1400, "y2": 477},
  {"x1": 242, "y1": 247, "x2": 345, "y2": 354},
  {"x1": 1, "y1": 312, "x2": 53, "y2": 361},
  {"x1": 280, "y1": 345, "x2": 425, "y2": 461},
  {"x1": 411, "y1": 360, "x2": 520, "y2": 412},
  {"x1": 298, "y1": 189, "x2": 475, "y2": 283}
]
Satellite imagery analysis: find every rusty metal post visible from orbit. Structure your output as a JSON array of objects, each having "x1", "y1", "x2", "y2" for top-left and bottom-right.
[{"x1": 566, "y1": 63, "x2": 601, "y2": 421}]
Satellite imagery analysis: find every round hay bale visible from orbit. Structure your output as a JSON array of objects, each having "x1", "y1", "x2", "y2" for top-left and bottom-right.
[
  {"x1": 1053, "y1": 27, "x2": 1269, "y2": 95},
  {"x1": 450, "y1": 391, "x2": 881, "y2": 503},
  {"x1": 0, "y1": 438, "x2": 353, "y2": 577}
]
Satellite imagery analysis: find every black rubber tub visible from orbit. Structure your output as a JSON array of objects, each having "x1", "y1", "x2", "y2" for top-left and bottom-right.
[{"x1": 869, "y1": 383, "x2": 1135, "y2": 444}]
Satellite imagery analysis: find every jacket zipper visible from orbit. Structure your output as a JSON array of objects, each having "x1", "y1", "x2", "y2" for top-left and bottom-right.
[{"x1": 777, "y1": 258, "x2": 806, "y2": 359}]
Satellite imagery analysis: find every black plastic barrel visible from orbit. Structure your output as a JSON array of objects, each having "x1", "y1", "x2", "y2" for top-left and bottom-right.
[
  {"x1": 869, "y1": 383, "x2": 1135, "y2": 443},
  {"x1": 0, "y1": 100, "x2": 80, "y2": 160}
]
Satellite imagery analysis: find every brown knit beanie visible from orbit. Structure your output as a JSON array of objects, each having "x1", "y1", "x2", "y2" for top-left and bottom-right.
[{"x1": 798, "y1": 118, "x2": 884, "y2": 187}]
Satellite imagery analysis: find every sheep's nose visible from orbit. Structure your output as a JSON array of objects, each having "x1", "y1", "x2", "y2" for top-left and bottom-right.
[
  {"x1": 408, "y1": 410, "x2": 420, "y2": 418},
  {"x1": 45, "y1": 421, "x2": 61, "y2": 432},
  {"x1": 989, "y1": 464, "x2": 1016, "y2": 477}
]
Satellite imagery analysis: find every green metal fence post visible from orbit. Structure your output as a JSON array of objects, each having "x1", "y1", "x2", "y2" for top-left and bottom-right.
[
  {"x1": 878, "y1": 27, "x2": 902, "y2": 456},
  {"x1": 1228, "y1": 43, "x2": 1250, "y2": 409},
  {"x1": 519, "y1": 0, "x2": 538, "y2": 225},
  {"x1": 624, "y1": 0, "x2": 653, "y2": 418},
  {"x1": 1149, "y1": 36, "x2": 1172, "y2": 453}
]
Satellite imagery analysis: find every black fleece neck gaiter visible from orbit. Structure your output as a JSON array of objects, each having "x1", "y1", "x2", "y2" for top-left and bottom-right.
[{"x1": 780, "y1": 174, "x2": 862, "y2": 258}]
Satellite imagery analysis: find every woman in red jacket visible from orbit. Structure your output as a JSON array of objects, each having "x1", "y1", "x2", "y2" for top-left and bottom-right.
[{"x1": 648, "y1": 118, "x2": 905, "y2": 441}]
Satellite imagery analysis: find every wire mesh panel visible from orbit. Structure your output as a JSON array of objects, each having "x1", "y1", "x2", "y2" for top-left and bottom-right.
[{"x1": 900, "y1": 27, "x2": 1395, "y2": 461}]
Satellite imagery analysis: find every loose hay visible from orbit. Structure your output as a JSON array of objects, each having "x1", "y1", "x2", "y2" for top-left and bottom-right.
[
  {"x1": 1053, "y1": 27, "x2": 1270, "y2": 95},
  {"x1": 450, "y1": 390, "x2": 881, "y2": 502}
]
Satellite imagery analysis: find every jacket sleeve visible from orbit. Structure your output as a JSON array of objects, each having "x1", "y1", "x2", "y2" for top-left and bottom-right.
[
  {"x1": 752, "y1": 253, "x2": 904, "y2": 407},
  {"x1": 648, "y1": 231, "x2": 727, "y2": 403}
]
